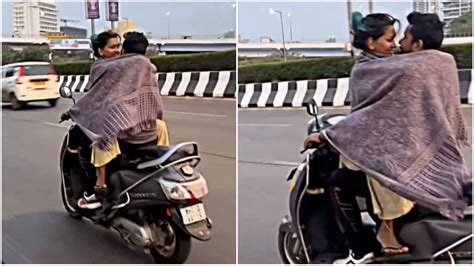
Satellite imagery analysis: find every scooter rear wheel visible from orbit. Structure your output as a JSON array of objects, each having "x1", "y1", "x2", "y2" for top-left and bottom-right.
[{"x1": 150, "y1": 220, "x2": 191, "y2": 263}]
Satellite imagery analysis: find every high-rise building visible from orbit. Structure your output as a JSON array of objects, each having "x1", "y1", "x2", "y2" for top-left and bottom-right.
[
  {"x1": 60, "y1": 26, "x2": 87, "y2": 38},
  {"x1": 117, "y1": 19, "x2": 137, "y2": 36},
  {"x1": 413, "y1": 0, "x2": 441, "y2": 14},
  {"x1": 441, "y1": 0, "x2": 472, "y2": 32},
  {"x1": 13, "y1": 0, "x2": 59, "y2": 38}
]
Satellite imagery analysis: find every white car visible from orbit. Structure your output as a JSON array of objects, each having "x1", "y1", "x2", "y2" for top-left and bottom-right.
[{"x1": 2, "y1": 62, "x2": 60, "y2": 110}]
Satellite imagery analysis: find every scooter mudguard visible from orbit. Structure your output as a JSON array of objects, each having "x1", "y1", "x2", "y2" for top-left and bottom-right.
[{"x1": 279, "y1": 216, "x2": 295, "y2": 233}]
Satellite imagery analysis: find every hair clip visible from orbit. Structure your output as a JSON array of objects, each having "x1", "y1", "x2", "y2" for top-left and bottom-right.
[{"x1": 352, "y1": 11, "x2": 367, "y2": 32}]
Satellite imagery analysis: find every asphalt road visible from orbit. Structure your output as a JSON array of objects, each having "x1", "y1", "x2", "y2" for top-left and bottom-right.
[
  {"x1": 238, "y1": 106, "x2": 473, "y2": 264},
  {"x1": 2, "y1": 96, "x2": 236, "y2": 264}
]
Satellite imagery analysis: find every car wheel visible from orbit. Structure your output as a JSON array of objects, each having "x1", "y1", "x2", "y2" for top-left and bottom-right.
[
  {"x1": 48, "y1": 98, "x2": 59, "y2": 107},
  {"x1": 10, "y1": 94, "x2": 24, "y2": 110}
]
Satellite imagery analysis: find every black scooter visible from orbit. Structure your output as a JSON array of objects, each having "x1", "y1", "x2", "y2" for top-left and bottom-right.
[
  {"x1": 59, "y1": 86, "x2": 212, "y2": 263},
  {"x1": 278, "y1": 99, "x2": 472, "y2": 264}
]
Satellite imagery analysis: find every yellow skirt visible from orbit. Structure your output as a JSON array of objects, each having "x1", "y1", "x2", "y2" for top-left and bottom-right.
[
  {"x1": 91, "y1": 119, "x2": 170, "y2": 167},
  {"x1": 340, "y1": 155, "x2": 414, "y2": 220}
]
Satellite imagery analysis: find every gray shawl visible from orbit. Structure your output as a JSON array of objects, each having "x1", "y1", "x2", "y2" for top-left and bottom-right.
[
  {"x1": 323, "y1": 50, "x2": 471, "y2": 220},
  {"x1": 69, "y1": 54, "x2": 163, "y2": 150}
]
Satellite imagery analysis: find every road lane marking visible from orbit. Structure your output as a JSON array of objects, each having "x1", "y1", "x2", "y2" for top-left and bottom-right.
[
  {"x1": 166, "y1": 110, "x2": 228, "y2": 118},
  {"x1": 239, "y1": 123, "x2": 292, "y2": 127},
  {"x1": 201, "y1": 151, "x2": 236, "y2": 159},
  {"x1": 238, "y1": 159, "x2": 300, "y2": 167},
  {"x1": 273, "y1": 160, "x2": 301, "y2": 166},
  {"x1": 3, "y1": 234, "x2": 33, "y2": 264},
  {"x1": 43, "y1": 122, "x2": 71, "y2": 128}
]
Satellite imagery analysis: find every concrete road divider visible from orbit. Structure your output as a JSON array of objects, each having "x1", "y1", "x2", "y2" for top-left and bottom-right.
[
  {"x1": 238, "y1": 69, "x2": 472, "y2": 108},
  {"x1": 59, "y1": 71, "x2": 236, "y2": 98}
]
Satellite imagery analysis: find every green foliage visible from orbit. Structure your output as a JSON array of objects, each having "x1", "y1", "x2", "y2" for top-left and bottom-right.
[
  {"x1": 52, "y1": 61, "x2": 93, "y2": 75},
  {"x1": 239, "y1": 57, "x2": 355, "y2": 84},
  {"x1": 149, "y1": 50, "x2": 236, "y2": 72},
  {"x1": 51, "y1": 50, "x2": 236, "y2": 75},
  {"x1": 238, "y1": 56, "x2": 309, "y2": 67},
  {"x1": 2, "y1": 47, "x2": 20, "y2": 65},
  {"x1": 440, "y1": 43, "x2": 472, "y2": 69},
  {"x1": 2, "y1": 45, "x2": 50, "y2": 65},
  {"x1": 238, "y1": 43, "x2": 472, "y2": 83},
  {"x1": 448, "y1": 13, "x2": 472, "y2": 37}
]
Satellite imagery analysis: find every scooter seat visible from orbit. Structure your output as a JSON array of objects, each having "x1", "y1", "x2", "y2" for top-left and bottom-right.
[
  {"x1": 135, "y1": 142, "x2": 199, "y2": 169},
  {"x1": 134, "y1": 145, "x2": 170, "y2": 159},
  {"x1": 398, "y1": 213, "x2": 472, "y2": 261}
]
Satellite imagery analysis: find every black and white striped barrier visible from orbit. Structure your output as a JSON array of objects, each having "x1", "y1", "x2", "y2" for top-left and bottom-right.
[
  {"x1": 238, "y1": 69, "x2": 473, "y2": 108},
  {"x1": 59, "y1": 71, "x2": 236, "y2": 98}
]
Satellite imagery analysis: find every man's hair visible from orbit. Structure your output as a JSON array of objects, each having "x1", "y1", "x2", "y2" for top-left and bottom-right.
[
  {"x1": 122, "y1": 31, "x2": 149, "y2": 55},
  {"x1": 407, "y1": 12, "x2": 444, "y2": 50}
]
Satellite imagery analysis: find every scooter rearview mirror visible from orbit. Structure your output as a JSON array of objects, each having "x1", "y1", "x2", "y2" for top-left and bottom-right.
[{"x1": 306, "y1": 99, "x2": 318, "y2": 116}]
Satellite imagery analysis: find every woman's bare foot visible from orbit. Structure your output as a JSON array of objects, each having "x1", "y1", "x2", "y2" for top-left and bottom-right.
[{"x1": 376, "y1": 220, "x2": 409, "y2": 255}]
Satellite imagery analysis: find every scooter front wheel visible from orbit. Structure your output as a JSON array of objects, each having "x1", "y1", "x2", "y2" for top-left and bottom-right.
[
  {"x1": 278, "y1": 229, "x2": 307, "y2": 264},
  {"x1": 60, "y1": 180, "x2": 83, "y2": 220}
]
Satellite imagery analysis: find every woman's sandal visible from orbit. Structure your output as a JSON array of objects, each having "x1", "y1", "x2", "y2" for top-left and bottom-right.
[{"x1": 380, "y1": 246, "x2": 409, "y2": 256}]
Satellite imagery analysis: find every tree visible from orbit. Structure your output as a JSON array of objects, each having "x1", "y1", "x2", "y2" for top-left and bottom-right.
[
  {"x1": 449, "y1": 12, "x2": 472, "y2": 37},
  {"x1": 2, "y1": 47, "x2": 21, "y2": 65},
  {"x1": 19, "y1": 44, "x2": 50, "y2": 62},
  {"x1": 1, "y1": 44, "x2": 50, "y2": 65}
]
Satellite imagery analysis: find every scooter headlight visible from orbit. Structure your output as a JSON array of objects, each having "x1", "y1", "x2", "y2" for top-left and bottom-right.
[{"x1": 160, "y1": 175, "x2": 208, "y2": 201}]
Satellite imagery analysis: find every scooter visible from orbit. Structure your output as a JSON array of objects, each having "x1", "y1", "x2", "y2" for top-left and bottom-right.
[
  {"x1": 59, "y1": 86, "x2": 212, "y2": 263},
  {"x1": 278, "y1": 99, "x2": 472, "y2": 264}
]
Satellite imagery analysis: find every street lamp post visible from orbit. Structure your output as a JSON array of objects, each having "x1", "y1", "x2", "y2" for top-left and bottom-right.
[
  {"x1": 288, "y1": 12, "x2": 293, "y2": 43},
  {"x1": 269, "y1": 8, "x2": 287, "y2": 61},
  {"x1": 166, "y1": 12, "x2": 171, "y2": 39},
  {"x1": 368, "y1": 0, "x2": 374, "y2": 13},
  {"x1": 232, "y1": 3, "x2": 236, "y2": 32},
  {"x1": 346, "y1": 0, "x2": 354, "y2": 57},
  {"x1": 91, "y1": 19, "x2": 96, "y2": 35}
]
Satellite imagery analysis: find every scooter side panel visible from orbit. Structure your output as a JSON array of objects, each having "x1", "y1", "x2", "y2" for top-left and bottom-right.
[{"x1": 299, "y1": 192, "x2": 348, "y2": 263}]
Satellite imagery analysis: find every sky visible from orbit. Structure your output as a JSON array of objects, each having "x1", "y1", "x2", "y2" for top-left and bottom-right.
[
  {"x1": 1, "y1": 1, "x2": 418, "y2": 42},
  {"x1": 238, "y1": 1, "x2": 413, "y2": 43},
  {"x1": 2, "y1": 0, "x2": 237, "y2": 39}
]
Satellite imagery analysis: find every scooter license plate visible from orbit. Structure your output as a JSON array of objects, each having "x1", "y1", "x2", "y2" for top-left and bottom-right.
[{"x1": 180, "y1": 203, "x2": 207, "y2": 225}]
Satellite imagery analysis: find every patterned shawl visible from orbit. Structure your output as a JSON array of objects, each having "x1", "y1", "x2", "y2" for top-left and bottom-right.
[
  {"x1": 323, "y1": 50, "x2": 471, "y2": 220},
  {"x1": 69, "y1": 54, "x2": 163, "y2": 150}
]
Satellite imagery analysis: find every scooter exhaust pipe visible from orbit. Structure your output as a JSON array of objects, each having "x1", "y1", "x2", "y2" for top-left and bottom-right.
[{"x1": 112, "y1": 217, "x2": 154, "y2": 247}]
